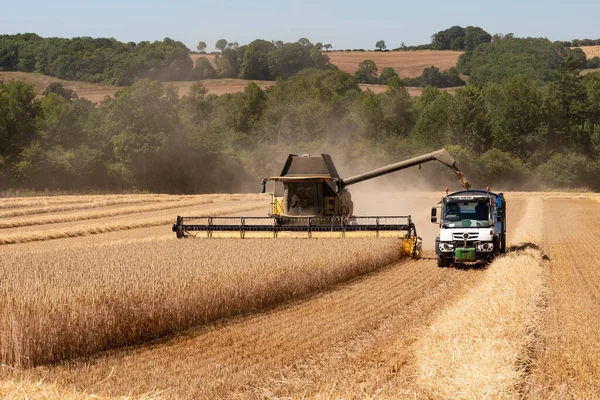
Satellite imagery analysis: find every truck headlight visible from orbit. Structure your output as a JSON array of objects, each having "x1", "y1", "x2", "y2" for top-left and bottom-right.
[
  {"x1": 438, "y1": 243, "x2": 454, "y2": 252},
  {"x1": 477, "y1": 243, "x2": 494, "y2": 252}
]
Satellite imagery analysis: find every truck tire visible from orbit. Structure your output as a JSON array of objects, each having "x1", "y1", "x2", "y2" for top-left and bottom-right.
[
  {"x1": 437, "y1": 256, "x2": 451, "y2": 268},
  {"x1": 500, "y1": 233, "x2": 506, "y2": 254}
]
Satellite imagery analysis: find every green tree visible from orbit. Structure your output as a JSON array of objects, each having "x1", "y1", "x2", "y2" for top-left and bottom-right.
[
  {"x1": 379, "y1": 67, "x2": 398, "y2": 84},
  {"x1": 298, "y1": 38, "x2": 312, "y2": 47},
  {"x1": 551, "y1": 55, "x2": 590, "y2": 154},
  {"x1": 193, "y1": 57, "x2": 217, "y2": 79},
  {"x1": 196, "y1": 41, "x2": 207, "y2": 52},
  {"x1": 324, "y1": 44, "x2": 332, "y2": 52},
  {"x1": 0, "y1": 80, "x2": 39, "y2": 165},
  {"x1": 375, "y1": 40, "x2": 387, "y2": 51},
  {"x1": 354, "y1": 59, "x2": 378, "y2": 84},
  {"x1": 463, "y1": 26, "x2": 492, "y2": 51},
  {"x1": 105, "y1": 79, "x2": 182, "y2": 191},
  {"x1": 432, "y1": 26, "x2": 465, "y2": 50},
  {"x1": 215, "y1": 48, "x2": 240, "y2": 78},
  {"x1": 411, "y1": 91, "x2": 452, "y2": 148},
  {"x1": 239, "y1": 39, "x2": 275, "y2": 80},
  {"x1": 314, "y1": 42, "x2": 323, "y2": 51},
  {"x1": 42, "y1": 82, "x2": 78, "y2": 101},
  {"x1": 268, "y1": 43, "x2": 325, "y2": 79},
  {"x1": 215, "y1": 39, "x2": 228, "y2": 51},
  {"x1": 486, "y1": 75, "x2": 545, "y2": 157},
  {"x1": 448, "y1": 85, "x2": 492, "y2": 153}
]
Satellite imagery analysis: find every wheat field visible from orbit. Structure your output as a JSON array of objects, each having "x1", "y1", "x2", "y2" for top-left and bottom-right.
[{"x1": 1, "y1": 192, "x2": 599, "y2": 399}]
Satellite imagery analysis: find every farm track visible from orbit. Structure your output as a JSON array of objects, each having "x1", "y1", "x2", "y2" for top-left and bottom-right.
[{"x1": 528, "y1": 199, "x2": 600, "y2": 399}]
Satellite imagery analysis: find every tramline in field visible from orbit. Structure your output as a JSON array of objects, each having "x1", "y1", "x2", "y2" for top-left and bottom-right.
[{"x1": 173, "y1": 149, "x2": 470, "y2": 258}]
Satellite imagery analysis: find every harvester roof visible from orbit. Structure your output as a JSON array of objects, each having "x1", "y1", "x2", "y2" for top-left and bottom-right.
[{"x1": 270, "y1": 154, "x2": 341, "y2": 181}]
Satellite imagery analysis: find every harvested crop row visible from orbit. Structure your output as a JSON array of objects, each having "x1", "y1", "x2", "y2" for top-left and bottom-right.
[
  {"x1": 528, "y1": 199, "x2": 600, "y2": 399},
  {"x1": 412, "y1": 196, "x2": 546, "y2": 399},
  {"x1": 0, "y1": 238, "x2": 403, "y2": 367},
  {"x1": 0, "y1": 203, "x2": 264, "y2": 245},
  {"x1": 0, "y1": 194, "x2": 153, "y2": 210},
  {"x1": 0, "y1": 375, "x2": 161, "y2": 400},
  {"x1": 0, "y1": 197, "x2": 216, "y2": 229},
  {"x1": 0, "y1": 197, "x2": 187, "y2": 219}
]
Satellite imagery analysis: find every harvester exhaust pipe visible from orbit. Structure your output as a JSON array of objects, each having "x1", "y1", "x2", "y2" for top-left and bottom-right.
[{"x1": 341, "y1": 149, "x2": 470, "y2": 190}]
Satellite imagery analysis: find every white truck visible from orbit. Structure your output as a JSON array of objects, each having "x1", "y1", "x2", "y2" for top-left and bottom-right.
[{"x1": 431, "y1": 189, "x2": 507, "y2": 267}]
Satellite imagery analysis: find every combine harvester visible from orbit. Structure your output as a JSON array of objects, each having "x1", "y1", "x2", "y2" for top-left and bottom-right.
[{"x1": 173, "y1": 149, "x2": 470, "y2": 258}]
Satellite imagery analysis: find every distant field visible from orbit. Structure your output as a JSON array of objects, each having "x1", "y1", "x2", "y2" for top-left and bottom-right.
[
  {"x1": 0, "y1": 72, "x2": 122, "y2": 103},
  {"x1": 0, "y1": 71, "x2": 438, "y2": 100},
  {"x1": 191, "y1": 50, "x2": 463, "y2": 78},
  {"x1": 576, "y1": 45, "x2": 600, "y2": 58},
  {"x1": 0, "y1": 50, "x2": 464, "y2": 101},
  {"x1": 325, "y1": 50, "x2": 463, "y2": 77}
]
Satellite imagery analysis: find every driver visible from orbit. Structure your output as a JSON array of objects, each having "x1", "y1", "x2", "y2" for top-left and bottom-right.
[{"x1": 446, "y1": 203, "x2": 462, "y2": 219}]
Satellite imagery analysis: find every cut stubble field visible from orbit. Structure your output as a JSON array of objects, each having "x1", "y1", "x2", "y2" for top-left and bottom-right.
[{"x1": 1, "y1": 191, "x2": 599, "y2": 399}]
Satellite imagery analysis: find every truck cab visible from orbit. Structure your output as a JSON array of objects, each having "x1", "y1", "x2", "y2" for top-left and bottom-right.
[{"x1": 431, "y1": 190, "x2": 506, "y2": 267}]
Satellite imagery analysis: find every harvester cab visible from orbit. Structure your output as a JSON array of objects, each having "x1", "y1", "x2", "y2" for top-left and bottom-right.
[
  {"x1": 261, "y1": 153, "x2": 353, "y2": 222},
  {"x1": 173, "y1": 148, "x2": 471, "y2": 260}
]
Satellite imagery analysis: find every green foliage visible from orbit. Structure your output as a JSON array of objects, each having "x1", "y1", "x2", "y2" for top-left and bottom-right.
[
  {"x1": 42, "y1": 82, "x2": 78, "y2": 101},
  {"x1": 0, "y1": 80, "x2": 39, "y2": 162},
  {"x1": 193, "y1": 57, "x2": 217, "y2": 79},
  {"x1": 537, "y1": 152, "x2": 599, "y2": 189},
  {"x1": 587, "y1": 57, "x2": 600, "y2": 69},
  {"x1": 464, "y1": 26, "x2": 492, "y2": 51},
  {"x1": 475, "y1": 149, "x2": 530, "y2": 186},
  {"x1": 411, "y1": 90, "x2": 452, "y2": 148},
  {"x1": 448, "y1": 85, "x2": 492, "y2": 153},
  {"x1": 431, "y1": 26, "x2": 491, "y2": 51},
  {"x1": 354, "y1": 60, "x2": 378, "y2": 84},
  {"x1": 375, "y1": 40, "x2": 387, "y2": 51},
  {"x1": 459, "y1": 36, "x2": 582, "y2": 84},
  {"x1": 404, "y1": 66, "x2": 465, "y2": 88},
  {"x1": 379, "y1": 67, "x2": 398, "y2": 84},
  {"x1": 0, "y1": 34, "x2": 193, "y2": 85},
  {"x1": 196, "y1": 41, "x2": 207, "y2": 53},
  {"x1": 215, "y1": 48, "x2": 240, "y2": 78},
  {"x1": 215, "y1": 39, "x2": 228, "y2": 51},
  {"x1": 239, "y1": 40, "x2": 275, "y2": 80},
  {"x1": 486, "y1": 75, "x2": 546, "y2": 157},
  {"x1": 2, "y1": 36, "x2": 600, "y2": 193}
]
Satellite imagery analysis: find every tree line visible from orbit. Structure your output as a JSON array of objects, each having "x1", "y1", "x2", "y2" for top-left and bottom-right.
[
  {"x1": 0, "y1": 34, "x2": 331, "y2": 85},
  {"x1": 1, "y1": 56, "x2": 599, "y2": 193}
]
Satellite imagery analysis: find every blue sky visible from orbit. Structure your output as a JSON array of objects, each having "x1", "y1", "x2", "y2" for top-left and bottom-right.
[{"x1": 1, "y1": 0, "x2": 599, "y2": 51}]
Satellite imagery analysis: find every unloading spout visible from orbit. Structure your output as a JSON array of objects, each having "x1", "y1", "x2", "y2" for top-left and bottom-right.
[{"x1": 341, "y1": 149, "x2": 470, "y2": 189}]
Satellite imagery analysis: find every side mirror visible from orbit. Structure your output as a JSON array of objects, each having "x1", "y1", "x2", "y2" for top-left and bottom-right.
[
  {"x1": 430, "y1": 207, "x2": 438, "y2": 223},
  {"x1": 497, "y1": 207, "x2": 503, "y2": 222},
  {"x1": 261, "y1": 179, "x2": 267, "y2": 194}
]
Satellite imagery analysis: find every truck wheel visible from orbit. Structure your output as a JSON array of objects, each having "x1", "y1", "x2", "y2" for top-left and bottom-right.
[{"x1": 437, "y1": 257, "x2": 451, "y2": 268}]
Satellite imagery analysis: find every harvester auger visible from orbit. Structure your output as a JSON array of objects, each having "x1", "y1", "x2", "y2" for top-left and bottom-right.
[{"x1": 173, "y1": 149, "x2": 470, "y2": 259}]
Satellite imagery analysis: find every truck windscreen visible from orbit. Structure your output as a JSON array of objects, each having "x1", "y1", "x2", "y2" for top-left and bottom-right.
[{"x1": 443, "y1": 201, "x2": 490, "y2": 228}]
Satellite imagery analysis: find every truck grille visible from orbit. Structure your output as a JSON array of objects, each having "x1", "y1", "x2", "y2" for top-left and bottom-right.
[{"x1": 452, "y1": 232, "x2": 479, "y2": 241}]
